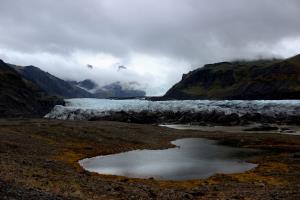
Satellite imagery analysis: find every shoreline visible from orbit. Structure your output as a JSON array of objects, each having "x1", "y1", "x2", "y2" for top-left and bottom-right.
[
  {"x1": 78, "y1": 137, "x2": 259, "y2": 181},
  {"x1": 0, "y1": 119, "x2": 300, "y2": 199},
  {"x1": 160, "y1": 123, "x2": 300, "y2": 136}
]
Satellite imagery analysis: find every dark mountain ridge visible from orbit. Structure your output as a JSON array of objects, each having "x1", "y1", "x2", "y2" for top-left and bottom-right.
[
  {"x1": 11, "y1": 64, "x2": 146, "y2": 99},
  {"x1": 12, "y1": 65, "x2": 93, "y2": 98},
  {"x1": 77, "y1": 79, "x2": 97, "y2": 90},
  {"x1": 163, "y1": 55, "x2": 300, "y2": 100},
  {"x1": 0, "y1": 60, "x2": 64, "y2": 117}
]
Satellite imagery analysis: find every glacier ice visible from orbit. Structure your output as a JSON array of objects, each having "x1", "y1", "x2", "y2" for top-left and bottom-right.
[{"x1": 45, "y1": 98, "x2": 300, "y2": 121}]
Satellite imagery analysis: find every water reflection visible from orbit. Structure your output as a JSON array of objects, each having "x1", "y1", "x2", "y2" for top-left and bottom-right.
[{"x1": 79, "y1": 138, "x2": 258, "y2": 180}]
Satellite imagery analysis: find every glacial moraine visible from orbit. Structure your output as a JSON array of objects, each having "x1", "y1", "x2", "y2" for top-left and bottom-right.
[{"x1": 1, "y1": 119, "x2": 300, "y2": 199}]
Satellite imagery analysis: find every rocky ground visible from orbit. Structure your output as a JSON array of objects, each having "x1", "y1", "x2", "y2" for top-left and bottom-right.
[
  {"x1": 0, "y1": 119, "x2": 300, "y2": 199},
  {"x1": 88, "y1": 110, "x2": 300, "y2": 125}
]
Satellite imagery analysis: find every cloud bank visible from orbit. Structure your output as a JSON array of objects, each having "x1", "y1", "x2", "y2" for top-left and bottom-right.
[{"x1": 1, "y1": 0, "x2": 300, "y2": 95}]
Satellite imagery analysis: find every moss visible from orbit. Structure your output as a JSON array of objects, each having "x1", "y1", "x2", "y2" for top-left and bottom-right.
[
  {"x1": 232, "y1": 172, "x2": 287, "y2": 186},
  {"x1": 231, "y1": 162, "x2": 290, "y2": 186},
  {"x1": 56, "y1": 151, "x2": 85, "y2": 164}
]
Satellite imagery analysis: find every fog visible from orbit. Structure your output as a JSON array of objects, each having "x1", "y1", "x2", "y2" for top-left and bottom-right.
[{"x1": 1, "y1": 0, "x2": 300, "y2": 95}]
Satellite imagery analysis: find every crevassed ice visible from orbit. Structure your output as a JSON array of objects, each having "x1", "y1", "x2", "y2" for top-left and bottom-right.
[{"x1": 45, "y1": 98, "x2": 300, "y2": 120}]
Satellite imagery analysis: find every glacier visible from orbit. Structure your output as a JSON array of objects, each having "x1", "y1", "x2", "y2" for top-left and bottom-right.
[{"x1": 45, "y1": 98, "x2": 300, "y2": 124}]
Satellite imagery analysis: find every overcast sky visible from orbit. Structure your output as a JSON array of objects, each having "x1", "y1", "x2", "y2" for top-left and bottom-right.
[{"x1": 1, "y1": 0, "x2": 300, "y2": 95}]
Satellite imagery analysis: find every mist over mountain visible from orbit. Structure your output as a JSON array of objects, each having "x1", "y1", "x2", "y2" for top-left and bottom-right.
[
  {"x1": 1, "y1": 0, "x2": 300, "y2": 95},
  {"x1": 77, "y1": 79, "x2": 98, "y2": 90},
  {"x1": 6, "y1": 55, "x2": 300, "y2": 101},
  {"x1": 8, "y1": 62, "x2": 146, "y2": 99},
  {"x1": 94, "y1": 82, "x2": 146, "y2": 98},
  {"x1": 70, "y1": 79, "x2": 146, "y2": 98},
  {"x1": 12, "y1": 65, "x2": 93, "y2": 98}
]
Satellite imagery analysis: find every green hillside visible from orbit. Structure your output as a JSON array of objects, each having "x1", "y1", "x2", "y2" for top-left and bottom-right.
[{"x1": 164, "y1": 55, "x2": 300, "y2": 100}]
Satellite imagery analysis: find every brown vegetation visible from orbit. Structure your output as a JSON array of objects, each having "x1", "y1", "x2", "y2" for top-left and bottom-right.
[{"x1": 0, "y1": 119, "x2": 300, "y2": 199}]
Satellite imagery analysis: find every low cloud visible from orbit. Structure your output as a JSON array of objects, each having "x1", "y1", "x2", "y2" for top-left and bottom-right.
[{"x1": 1, "y1": 0, "x2": 300, "y2": 95}]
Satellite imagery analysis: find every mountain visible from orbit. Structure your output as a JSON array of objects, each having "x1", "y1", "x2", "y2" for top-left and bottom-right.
[
  {"x1": 10, "y1": 63, "x2": 146, "y2": 99},
  {"x1": 163, "y1": 55, "x2": 300, "y2": 100},
  {"x1": 93, "y1": 81, "x2": 146, "y2": 98},
  {"x1": 68, "y1": 79, "x2": 98, "y2": 91},
  {"x1": 77, "y1": 79, "x2": 97, "y2": 90},
  {"x1": 0, "y1": 60, "x2": 64, "y2": 117},
  {"x1": 69, "y1": 80, "x2": 146, "y2": 98},
  {"x1": 12, "y1": 65, "x2": 93, "y2": 98}
]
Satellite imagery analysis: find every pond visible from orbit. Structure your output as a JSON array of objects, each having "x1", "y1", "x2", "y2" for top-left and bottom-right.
[{"x1": 79, "y1": 138, "x2": 258, "y2": 180}]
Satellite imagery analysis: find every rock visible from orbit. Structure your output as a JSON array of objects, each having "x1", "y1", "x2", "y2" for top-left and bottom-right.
[
  {"x1": 113, "y1": 186, "x2": 122, "y2": 191},
  {"x1": 243, "y1": 124, "x2": 278, "y2": 131},
  {"x1": 0, "y1": 178, "x2": 77, "y2": 200},
  {"x1": 183, "y1": 193, "x2": 194, "y2": 199},
  {"x1": 293, "y1": 153, "x2": 300, "y2": 158},
  {"x1": 120, "y1": 178, "x2": 129, "y2": 182},
  {"x1": 187, "y1": 187, "x2": 208, "y2": 197},
  {"x1": 280, "y1": 127, "x2": 296, "y2": 133},
  {"x1": 257, "y1": 182, "x2": 266, "y2": 188}
]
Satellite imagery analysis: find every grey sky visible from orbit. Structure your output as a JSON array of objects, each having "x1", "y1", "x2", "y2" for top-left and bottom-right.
[{"x1": 1, "y1": 0, "x2": 300, "y2": 95}]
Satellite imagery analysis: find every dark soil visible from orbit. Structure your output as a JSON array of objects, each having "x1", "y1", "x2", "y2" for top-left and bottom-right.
[{"x1": 0, "y1": 119, "x2": 300, "y2": 199}]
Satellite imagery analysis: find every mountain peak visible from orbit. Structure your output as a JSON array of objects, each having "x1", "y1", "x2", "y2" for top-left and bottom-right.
[{"x1": 77, "y1": 79, "x2": 98, "y2": 90}]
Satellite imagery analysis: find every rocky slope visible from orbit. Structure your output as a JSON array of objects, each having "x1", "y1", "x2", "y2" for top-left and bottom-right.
[
  {"x1": 12, "y1": 65, "x2": 93, "y2": 98},
  {"x1": 163, "y1": 55, "x2": 300, "y2": 100},
  {"x1": 0, "y1": 60, "x2": 64, "y2": 117}
]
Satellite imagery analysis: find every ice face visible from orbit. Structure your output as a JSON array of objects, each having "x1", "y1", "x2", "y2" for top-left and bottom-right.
[{"x1": 45, "y1": 98, "x2": 300, "y2": 121}]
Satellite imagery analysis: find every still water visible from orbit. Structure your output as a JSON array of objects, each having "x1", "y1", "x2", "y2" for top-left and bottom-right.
[{"x1": 79, "y1": 138, "x2": 258, "y2": 180}]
